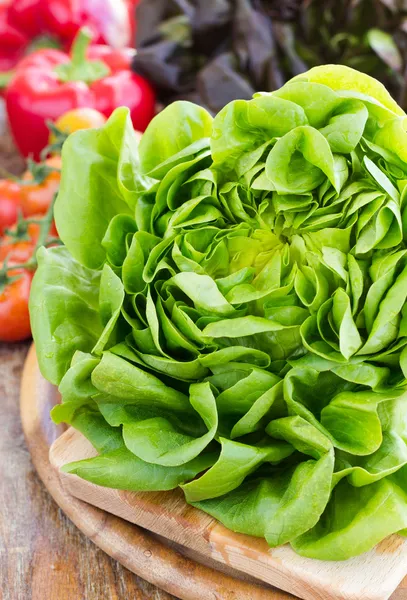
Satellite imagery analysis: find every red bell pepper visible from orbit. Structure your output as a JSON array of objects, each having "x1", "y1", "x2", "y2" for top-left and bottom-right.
[
  {"x1": 0, "y1": 3, "x2": 29, "y2": 73},
  {"x1": 7, "y1": 0, "x2": 44, "y2": 41},
  {"x1": 6, "y1": 29, "x2": 155, "y2": 158},
  {"x1": 39, "y1": 0, "x2": 132, "y2": 49},
  {"x1": 0, "y1": 0, "x2": 132, "y2": 74}
]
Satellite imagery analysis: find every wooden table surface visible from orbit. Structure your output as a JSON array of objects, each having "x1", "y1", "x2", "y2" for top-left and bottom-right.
[{"x1": 0, "y1": 342, "x2": 175, "y2": 600}]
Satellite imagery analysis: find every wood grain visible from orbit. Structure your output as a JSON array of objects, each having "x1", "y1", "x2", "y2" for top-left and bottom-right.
[{"x1": 0, "y1": 342, "x2": 174, "y2": 600}]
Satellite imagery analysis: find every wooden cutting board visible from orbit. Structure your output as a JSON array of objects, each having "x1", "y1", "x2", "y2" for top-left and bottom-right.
[{"x1": 21, "y1": 344, "x2": 407, "y2": 600}]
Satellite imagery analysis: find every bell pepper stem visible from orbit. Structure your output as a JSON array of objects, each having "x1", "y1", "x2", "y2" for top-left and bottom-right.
[
  {"x1": 54, "y1": 27, "x2": 110, "y2": 84},
  {"x1": 71, "y1": 28, "x2": 93, "y2": 67}
]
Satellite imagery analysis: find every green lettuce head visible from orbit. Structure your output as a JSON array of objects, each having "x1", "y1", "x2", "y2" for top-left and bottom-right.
[{"x1": 30, "y1": 65, "x2": 407, "y2": 561}]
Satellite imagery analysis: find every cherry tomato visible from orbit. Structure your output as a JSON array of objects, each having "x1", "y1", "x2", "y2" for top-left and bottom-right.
[
  {"x1": 53, "y1": 107, "x2": 107, "y2": 136},
  {"x1": 0, "y1": 268, "x2": 33, "y2": 342},
  {"x1": 0, "y1": 180, "x2": 22, "y2": 235},
  {"x1": 20, "y1": 155, "x2": 61, "y2": 217}
]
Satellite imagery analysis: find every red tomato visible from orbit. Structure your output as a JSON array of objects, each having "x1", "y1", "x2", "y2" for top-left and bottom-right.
[
  {"x1": 0, "y1": 268, "x2": 33, "y2": 342},
  {"x1": 0, "y1": 180, "x2": 22, "y2": 235},
  {"x1": 20, "y1": 156, "x2": 61, "y2": 217}
]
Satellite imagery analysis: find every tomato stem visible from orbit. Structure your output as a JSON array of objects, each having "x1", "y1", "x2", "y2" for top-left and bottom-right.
[
  {"x1": 0, "y1": 256, "x2": 24, "y2": 294},
  {"x1": 40, "y1": 121, "x2": 69, "y2": 160},
  {"x1": 17, "y1": 158, "x2": 60, "y2": 187},
  {"x1": 4, "y1": 211, "x2": 35, "y2": 241},
  {"x1": 0, "y1": 193, "x2": 59, "y2": 280}
]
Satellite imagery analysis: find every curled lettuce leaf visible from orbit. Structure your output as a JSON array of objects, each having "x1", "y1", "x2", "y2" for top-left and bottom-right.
[{"x1": 31, "y1": 65, "x2": 407, "y2": 561}]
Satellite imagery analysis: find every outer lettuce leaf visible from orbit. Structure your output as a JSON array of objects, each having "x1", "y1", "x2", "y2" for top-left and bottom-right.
[
  {"x1": 92, "y1": 264, "x2": 125, "y2": 356},
  {"x1": 122, "y1": 382, "x2": 218, "y2": 466},
  {"x1": 91, "y1": 352, "x2": 191, "y2": 413},
  {"x1": 193, "y1": 448, "x2": 334, "y2": 546},
  {"x1": 55, "y1": 108, "x2": 152, "y2": 269},
  {"x1": 182, "y1": 437, "x2": 295, "y2": 502},
  {"x1": 62, "y1": 448, "x2": 216, "y2": 492},
  {"x1": 292, "y1": 475, "x2": 407, "y2": 560},
  {"x1": 57, "y1": 352, "x2": 100, "y2": 403},
  {"x1": 30, "y1": 247, "x2": 103, "y2": 385},
  {"x1": 52, "y1": 400, "x2": 124, "y2": 453}
]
